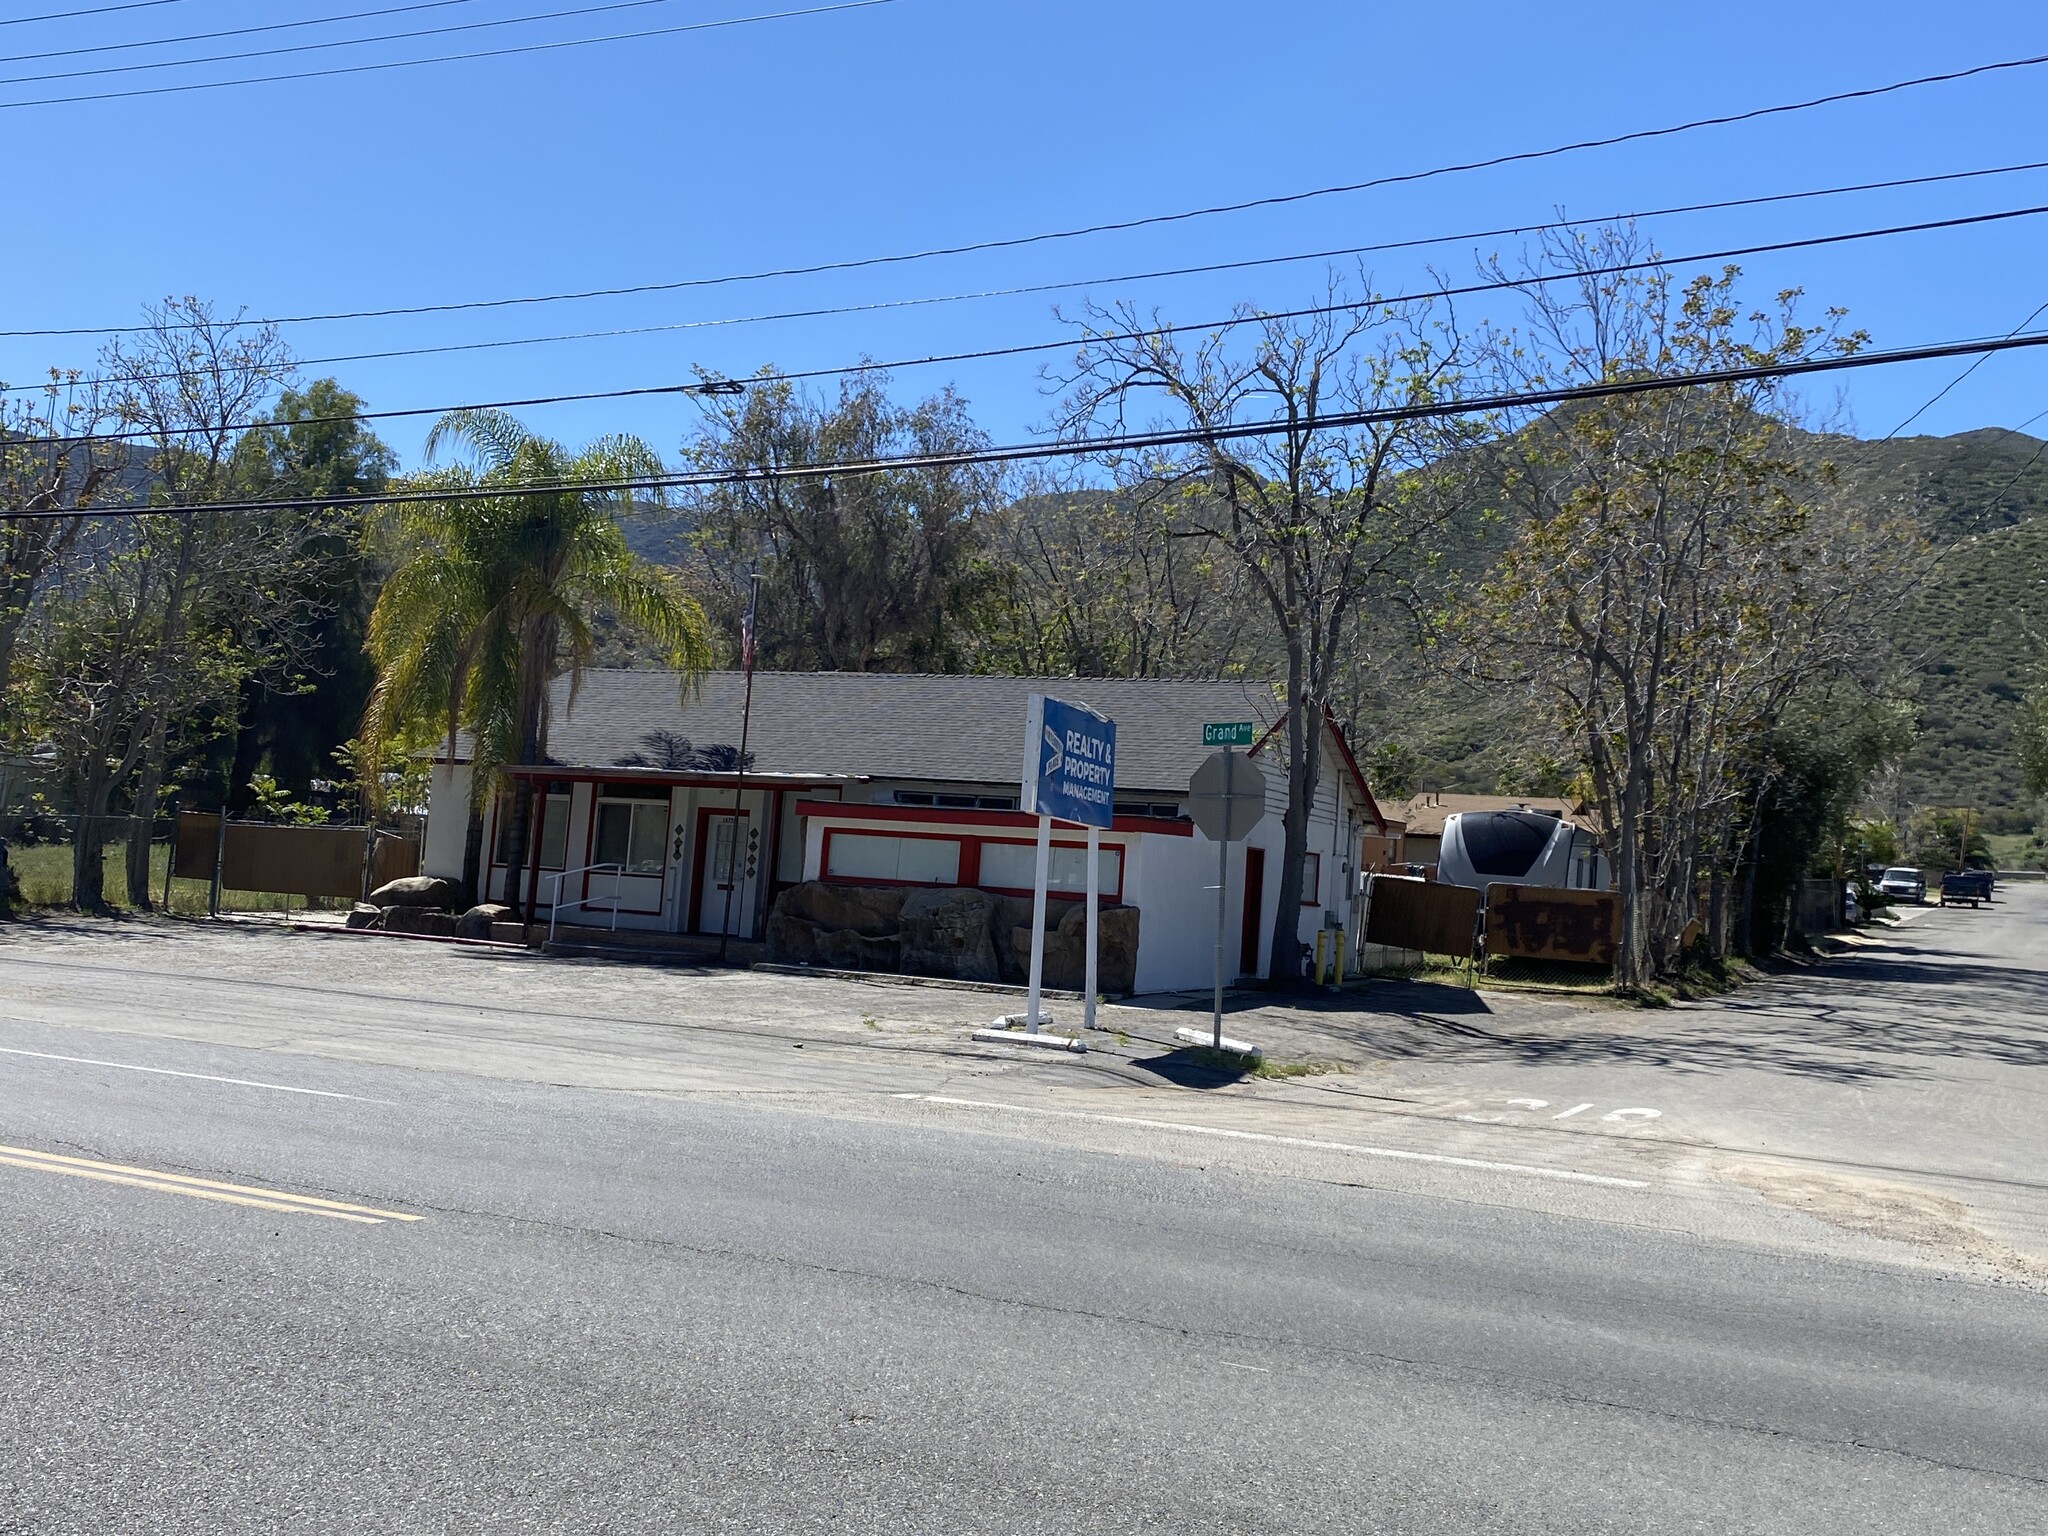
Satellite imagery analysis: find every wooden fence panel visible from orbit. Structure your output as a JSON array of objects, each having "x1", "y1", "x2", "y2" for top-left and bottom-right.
[
  {"x1": 1364, "y1": 875, "x2": 1481, "y2": 957},
  {"x1": 1484, "y1": 884, "x2": 1619, "y2": 966},
  {"x1": 172, "y1": 812, "x2": 418, "y2": 899}
]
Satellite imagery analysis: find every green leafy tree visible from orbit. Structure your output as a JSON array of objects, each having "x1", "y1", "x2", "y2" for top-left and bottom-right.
[
  {"x1": 363, "y1": 410, "x2": 713, "y2": 911},
  {"x1": 219, "y1": 380, "x2": 396, "y2": 810},
  {"x1": 682, "y1": 372, "x2": 1005, "y2": 672},
  {"x1": 2020, "y1": 686, "x2": 2048, "y2": 802}
]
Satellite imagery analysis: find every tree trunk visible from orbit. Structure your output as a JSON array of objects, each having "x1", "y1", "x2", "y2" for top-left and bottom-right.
[
  {"x1": 1265, "y1": 643, "x2": 1316, "y2": 989},
  {"x1": 71, "y1": 769, "x2": 116, "y2": 914},
  {"x1": 460, "y1": 801, "x2": 485, "y2": 909},
  {"x1": 124, "y1": 715, "x2": 171, "y2": 908},
  {"x1": 495, "y1": 618, "x2": 557, "y2": 920}
]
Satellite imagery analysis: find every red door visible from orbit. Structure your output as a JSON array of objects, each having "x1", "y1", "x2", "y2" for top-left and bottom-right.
[{"x1": 1239, "y1": 846, "x2": 1265, "y2": 977}]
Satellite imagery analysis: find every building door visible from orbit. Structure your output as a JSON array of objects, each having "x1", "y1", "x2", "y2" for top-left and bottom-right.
[
  {"x1": 690, "y1": 807, "x2": 750, "y2": 936},
  {"x1": 1239, "y1": 846, "x2": 1265, "y2": 977}
]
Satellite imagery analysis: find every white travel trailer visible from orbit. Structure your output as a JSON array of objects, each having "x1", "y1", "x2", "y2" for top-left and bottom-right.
[{"x1": 1434, "y1": 808, "x2": 1609, "y2": 892}]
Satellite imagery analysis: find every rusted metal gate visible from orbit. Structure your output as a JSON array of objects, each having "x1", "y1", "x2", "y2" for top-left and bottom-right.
[
  {"x1": 1364, "y1": 875, "x2": 1482, "y2": 958},
  {"x1": 1483, "y1": 883, "x2": 1619, "y2": 966},
  {"x1": 174, "y1": 812, "x2": 418, "y2": 900}
]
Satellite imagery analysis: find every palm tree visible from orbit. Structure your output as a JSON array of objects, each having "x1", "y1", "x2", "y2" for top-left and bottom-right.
[{"x1": 363, "y1": 409, "x2": 712, "y2": 913}]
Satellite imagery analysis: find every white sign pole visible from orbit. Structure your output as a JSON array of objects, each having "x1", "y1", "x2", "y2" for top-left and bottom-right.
[
  {"x1": 1084, "y1": 823, "x2": 1100, "y2": 1032},
  {"x1": 1025, "y1": 812, "x2": 1052, "y2": 1033}
]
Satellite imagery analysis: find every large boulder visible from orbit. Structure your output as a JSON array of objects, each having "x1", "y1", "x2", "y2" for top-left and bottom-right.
[
  {"x1": 381, "y1": 906, "x2": 460, "y2": 937},
  {"x1": 344, "y1": 902, "x2": 383, "y2": 931},
  {"x1": 367, "y1": 875, "x2": 464, "y2": 911},
  {"x1": 992, "y1": 894, "x2": 1078, "y2": 982},
  {"x1": 812, "y1": 928, "x2": 903, "y2": 971},
  {"x1": 900, "y1": 887, "x2": 1000, "y2": 984},
  {"x1": 767, "y1": 882, "x2": 908, "y2": 972},
  {"x1": 772, "y1": 881, "x2": 906, "y2": 936},
  {"x1": 455, "y1": 903, "x2": 513, "y2": 940},
  {"x1": 1006, "y1": 903, "x2": 1140, "y2": 995}
]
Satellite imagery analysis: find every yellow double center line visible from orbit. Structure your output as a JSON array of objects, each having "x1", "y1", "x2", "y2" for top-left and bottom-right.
[{"x1": 0, "y1": 1143, "x2": 423, "y2": 1225}]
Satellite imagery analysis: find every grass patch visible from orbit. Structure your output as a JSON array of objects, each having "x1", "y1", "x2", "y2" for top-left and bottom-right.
[
  {"x1": 1250, "y1": 1057, "x2": 1347, "y2": 1080},
  {"x1": 1181, "y1": 1045, "x2": 1346, "y2": 1080},
  {"x1": 8, "y1": 841, "x2": 310, "y2": 916}
]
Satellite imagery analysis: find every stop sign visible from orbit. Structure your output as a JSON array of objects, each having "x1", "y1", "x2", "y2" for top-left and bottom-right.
[{"x1": 1186, "y1": 750, "x2": 1269, "y2": 842}]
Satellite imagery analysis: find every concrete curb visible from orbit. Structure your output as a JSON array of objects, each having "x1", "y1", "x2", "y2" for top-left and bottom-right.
[
  {"x1": 970, "y1": 1027, "x2": 1087, "y2": 1054},
  {"x1": 1174, "y1": 1026, "x2": 1261, "y2": 1057}
]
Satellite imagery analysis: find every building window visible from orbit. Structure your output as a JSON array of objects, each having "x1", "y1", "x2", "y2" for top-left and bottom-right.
[
  {"x1": 494, "y1": 789, "x2": 570, "y2": 870},
  {"x1": 978, "y1": 840, "x2": 1122, "y2": 900},
  {"x1": 1301, "y1": 852, "x2": 1321, "y2": 906},
  {"x1": 595, "y1": 792, "x2": 669, "y2": 875},
  {"x1": 1112, "y1": 801, "x2": 1181, "y2": 821},
  {"x1": 826, "y1": 833, "x2": 961, "y2": 885}
]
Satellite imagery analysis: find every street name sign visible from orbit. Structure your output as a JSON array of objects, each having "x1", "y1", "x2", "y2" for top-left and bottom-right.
[
  {"x1": 1202, "y1": 721, "x2": 1255, "y2": 747},
  {"x1": 1021, "y1": 693, "x2": 1117, "y2": 830}
]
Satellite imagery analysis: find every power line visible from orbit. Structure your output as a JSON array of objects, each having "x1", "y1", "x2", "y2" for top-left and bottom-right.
[
  {"x1": 21, "y1": 328, "x2": 2048, "y2": 521},
  {"x1": 16, "y1": 199, "x2": 2048, "y2": 412},
  {"x1": 1883, "y1": 298, "x2": 2048, "y2": 440},
  {"x1": 0, "y1": 0, "x2": 696, "y2": 87},
  {"x1": 11, "y1": 156, "x2": 2048, "y2": 343},
  {"x1": 0, "y1": 0, "x2": 893, "y2": 109},
  {"x1": 0, "y1": 0, "x2": 482, "y2": 66},
  {"x1": 0, "y1": 0, "x2": 187, "y2": 26}
]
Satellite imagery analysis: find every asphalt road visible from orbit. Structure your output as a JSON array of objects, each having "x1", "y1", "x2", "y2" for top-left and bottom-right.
[{"x1": 1, "y1": 907, "x2": 2044, "y2": 1532}]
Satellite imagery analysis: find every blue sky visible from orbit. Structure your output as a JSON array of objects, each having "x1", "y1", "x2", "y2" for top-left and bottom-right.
[{"x1": 2, "y1": 0, "x2": 2045, "y2": 467}]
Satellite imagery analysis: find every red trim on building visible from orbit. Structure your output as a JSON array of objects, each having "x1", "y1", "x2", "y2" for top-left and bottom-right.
[
  {"x1": 1322, "y1": 707, "x2": 1386, "y2": 831},
  {"x1": 794, "y1": 799, "x2": 1191, "y2": 837}
]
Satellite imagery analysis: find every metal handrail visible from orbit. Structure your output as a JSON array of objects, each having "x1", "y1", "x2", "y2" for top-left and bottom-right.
[{"x1": 543, "y1": 861, "x2": 628, "y2": 943}]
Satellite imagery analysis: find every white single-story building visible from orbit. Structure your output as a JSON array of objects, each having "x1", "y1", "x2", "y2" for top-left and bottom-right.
[{"x1": 423, "y1": 670, "x2": 1387, "y2": 993}]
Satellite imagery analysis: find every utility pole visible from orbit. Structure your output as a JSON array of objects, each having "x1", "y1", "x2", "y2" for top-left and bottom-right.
[{"x1": 720, "y1": 572, "x2": 761, "y2": 965}]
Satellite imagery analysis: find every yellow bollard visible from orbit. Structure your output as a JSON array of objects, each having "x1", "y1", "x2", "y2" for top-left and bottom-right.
[{"x1": 1314, "y1": 929, "x2": 1328, "y2": 985}]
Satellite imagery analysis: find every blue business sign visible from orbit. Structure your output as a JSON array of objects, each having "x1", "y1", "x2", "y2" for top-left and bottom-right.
[{"x1": 1020, "y1": 693, "x2": 1116, "y2": 829}]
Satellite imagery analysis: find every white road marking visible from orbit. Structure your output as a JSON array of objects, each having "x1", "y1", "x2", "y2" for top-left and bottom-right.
[
  {"x1": 1552, "y1": 1103, "x2": 1595, "y2": 1120},
  {"x1": 0, "y1": 1046, "x2": 378, "y2": 1102},
  {"x1": 1217, "y1": 1360, "x2": 1271, "y2": 1372},
  {"x1": 1505, "y1": 1097, "x2": 1549, "y2": 1109},
  {"x1": 1600, "y1": 1107, "x2": 1662, "y2": 1123},
  {"x1": 895, "y1": 1094, "x2": 1649, "y2": 1189}
]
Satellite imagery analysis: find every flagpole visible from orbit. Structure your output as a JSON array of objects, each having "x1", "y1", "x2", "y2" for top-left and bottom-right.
[{"x1": 720, "y1": 572, "x2": 760, "y2": 964}]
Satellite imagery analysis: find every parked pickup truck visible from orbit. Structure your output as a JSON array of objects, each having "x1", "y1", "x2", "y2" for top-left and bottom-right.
[
  {"x1": 1877, "y1": 867, "x2": 1926, "y2": 904},
  {"x1": 1939, "y1": 870, "x2": 1994, "y2": 907}
]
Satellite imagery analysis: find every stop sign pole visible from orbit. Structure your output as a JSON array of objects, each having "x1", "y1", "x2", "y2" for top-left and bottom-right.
[
  {"x1": 1188, "y1": 723, "x2": 1265, "y2": 1050},
  {"x1": 1211, "y1": 747, "x2": 1234, "y2": 1047}
]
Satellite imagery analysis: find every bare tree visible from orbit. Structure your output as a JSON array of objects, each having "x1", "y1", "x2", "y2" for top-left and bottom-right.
[
  {"x1": 970, "y1": 470, "x2": 1260, "y2": 678},
  {"x1": 100, "y1": 298, "x2": 299, "y2": 904},
  {"x1": 1051, "y1": 278, "x2": 1482, "y2": 983},
  {"x1": 0, "y1": 372, "x2": 128, "y2": 698}
]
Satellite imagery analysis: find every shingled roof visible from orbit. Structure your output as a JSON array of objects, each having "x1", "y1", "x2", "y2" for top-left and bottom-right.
[{"x1": 542, "y1": 670, "x2": 1291, "y2": 794}]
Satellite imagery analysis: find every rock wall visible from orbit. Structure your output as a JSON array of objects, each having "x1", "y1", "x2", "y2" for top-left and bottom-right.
[{"x1": 767, "y1": 881, "x2": 1140, "y2": 995}]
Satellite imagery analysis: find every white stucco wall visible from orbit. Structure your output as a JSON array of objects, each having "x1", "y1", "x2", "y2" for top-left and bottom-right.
[{"x1": 421, "y1": 764, "x2": 473, "y2": 880}]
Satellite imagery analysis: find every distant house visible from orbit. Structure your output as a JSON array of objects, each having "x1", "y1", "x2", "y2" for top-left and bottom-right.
[
  {"x1": 1399, "y1": 792, "x2": 1609, "y2": 890},
  {"x1": 422, "y1": 670, "x2": 1386, "y2": 993}
]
